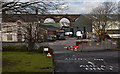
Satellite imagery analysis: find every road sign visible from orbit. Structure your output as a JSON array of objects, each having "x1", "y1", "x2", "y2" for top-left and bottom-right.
[
  {"x1": 47, "y1": 53, "x2": 52, "y2": 57},
  {"x1": 44, "y1": 48, "x2": 49, "y2": 51}
]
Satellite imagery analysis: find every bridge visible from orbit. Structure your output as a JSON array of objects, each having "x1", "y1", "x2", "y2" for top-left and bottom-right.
[{"x1": 2, "y1": 14, "x2": 81, "y2": 26}]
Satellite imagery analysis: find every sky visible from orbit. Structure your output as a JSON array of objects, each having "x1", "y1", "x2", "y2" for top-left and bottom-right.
[
  {"x1": 4, "y1": 0, "x2": 119, "y2": 14},
  {"x1": 1, "y1": 0, "x2": 119, "y2": 23},
  {"x1": 60, "y1": 0, "x2": 119, "y2": 14}
]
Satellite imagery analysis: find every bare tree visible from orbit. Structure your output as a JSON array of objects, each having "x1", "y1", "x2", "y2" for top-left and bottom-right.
[{"x1": 88, "y1": 2, "x2": 119, "y2": 41}]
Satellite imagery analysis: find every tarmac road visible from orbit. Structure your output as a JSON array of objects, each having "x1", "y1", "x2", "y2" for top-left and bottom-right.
[
  {"x1": 40, "y1": 37, "x2": 119, "y2": 73},
  {"x1": 53, "y1": 50, "x2": 120, "y2": 72},
  {"x1": 46, "y1": 37, "x2": 120, "y2": 73}
]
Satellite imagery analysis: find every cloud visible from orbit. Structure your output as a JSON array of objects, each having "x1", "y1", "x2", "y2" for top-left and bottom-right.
[{"x1": 64, "y1": 2, "x2": 101, "y2": 14}]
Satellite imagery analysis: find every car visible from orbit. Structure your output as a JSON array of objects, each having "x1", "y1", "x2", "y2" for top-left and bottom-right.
[
  {"x1": 57, "y1": 30, "x2": 65, "y2": 40},
  {"x1": 76, "y1": 31, "x2": 83, "y2": 39},
  {"x1": 47, "y1": 35, "x2": 57, "y2": 41},
  {"x1": 65, "y1": 32, "x2": 73, "y2": 36}
]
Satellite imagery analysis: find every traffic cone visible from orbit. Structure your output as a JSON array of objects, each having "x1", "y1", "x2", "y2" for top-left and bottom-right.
[{"x1": 47, "y1": 53, "x2": 52, "y2": 57}]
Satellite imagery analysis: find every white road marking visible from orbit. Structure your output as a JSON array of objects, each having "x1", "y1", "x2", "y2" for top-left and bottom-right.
[
  {"x1": 97, "y1": 68, "x2": 101, "y2": 70},
  {"x1": 80, "y1": 65, "x2": 86, "y2": 67},
  {"x1": 109, "y1": 66, "x2": 113, "y2": 70},
  {"x1": 86, "y1": 65, "x2": 89, "y2": 67},
  {"x1": 101, "y1": 68, "x2": 104, "y2": 70},
  {"x1": 101, "y1": 65, "x2": 105, "y2": 68},
  {"x1": 93, "y1": 68, "x2": 96, "y2": 70},
  {"x1": 85, "y1": 68, "x2": 88, "y2": 70},
  {"x1": 65, "y1": 58, "x2": 68, "y2": 60},
  {"x1": 89, "y1": 65, "x2": 93, "y2": 67},
  {"x1": 90, "y1": 68, "x2": 93, "y2": 70},
  {"x1": 88, "y1": 61, "x2": 95, "y2": 67}
]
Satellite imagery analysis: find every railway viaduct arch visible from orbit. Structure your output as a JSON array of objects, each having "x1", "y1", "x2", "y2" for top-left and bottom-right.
[{"x1": 37, "y1": 14, "x2": 81, "y2": 26}]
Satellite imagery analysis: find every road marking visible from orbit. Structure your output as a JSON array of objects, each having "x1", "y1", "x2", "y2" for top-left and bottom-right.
[
  {"x1": 80, "y1": 65, "x2": 86, "y2": 67},
  {"x1": 86, "y1": 65, "x2": 89, "y2": 67},
  {"x1": 101, "y1": 65, "x2": 105, "y2": 68},
  {"x1": 80, "y1": 65, "x2": 83, "y2": 67},
  {"x1": 97, "y1": 68, "x2": 101, "y2": 70},
  {"x1": 93, "y1": 68, "x2": 96, "y2": 70},
  {"x1": 100, "y1": 68, "x2": 104, "y2": 70},
  {"x1": 74, "y1": 58, "x2": 77, "y2": 60},
  {"x1": 89, "y1": 65, "x2": 93, "y2": 67},
  {"x1": 65, "y1": 58, "x2": 68, "y2": 60},
  {"x1": 90, "y1": 68, "x2": 93, "y2": 70},
  {"x1": 109, "y1": 66, "x2": 113, "y2": 70},
  {"x1": 88, "y1": 61, "x2": 95, "y2": 67},
  {"x1": 85, "y1": 68, "x2": 88, "y2": 70}
]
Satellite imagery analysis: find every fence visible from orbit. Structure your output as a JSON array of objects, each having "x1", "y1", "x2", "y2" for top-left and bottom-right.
[{"x1": 78, "y1": 41, "x2": 117, "y2": 51}]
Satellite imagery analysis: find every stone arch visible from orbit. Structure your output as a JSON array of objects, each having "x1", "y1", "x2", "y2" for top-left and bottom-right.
[
  {"x1": 61, "y1": 16, "x2": 71, "y2": 22},
  {"x1": 38, "y1": 14, "x2": 81, "y2": 25},
  {"x1": 44, "y1": 18, "x2": 55, "y2": 23},
  {"x1": 59, "y1": 18, "x2": 70, "y2": 27}
]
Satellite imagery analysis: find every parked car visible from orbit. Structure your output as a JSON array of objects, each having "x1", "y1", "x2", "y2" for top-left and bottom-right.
[
  {"x1": 61, "y1": 26, "x2": 73, "y2": 37},
  {"x1": 65, "y1": 32, "x2": 73, "y2": 36},
  {"x1": 47, "y1": 35, "x2": 57, "y2": 41},
  {"x1": 57, "y1": 30, "x2": 65, "y2": 40}
]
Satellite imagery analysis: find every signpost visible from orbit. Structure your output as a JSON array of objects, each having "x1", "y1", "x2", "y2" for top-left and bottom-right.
[
  {"x1": 43, "y1": 48, "x2": 49, "y2": 54},
  {"x1": 44, "y1": 48, "x2": 48, "y2": 51}
]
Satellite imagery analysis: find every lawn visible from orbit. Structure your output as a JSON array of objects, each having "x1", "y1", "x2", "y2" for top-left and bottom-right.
[{"x1": 2, "y1": 52, "x2": 53, "y2": 72}]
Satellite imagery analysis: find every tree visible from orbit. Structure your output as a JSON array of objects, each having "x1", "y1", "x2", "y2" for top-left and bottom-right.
[
  {"x1": 88, "y1": 2, "x2": 119, "y2": 41},
  {"x1": 1, "y1": 1, "x2": 68, "y2": 51}
]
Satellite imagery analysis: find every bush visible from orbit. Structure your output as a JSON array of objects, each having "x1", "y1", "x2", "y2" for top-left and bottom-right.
[
  {"x1": 2, "y1": 45, "x2": 28, "y2": 52},
  {"x1": 38, "y1": 46, "x2": 53, "y2": 54}
]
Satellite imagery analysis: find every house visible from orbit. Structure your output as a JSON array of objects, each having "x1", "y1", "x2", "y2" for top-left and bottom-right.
[{"x1": 1, "y1": 14, "x2": 61, "y2": 42}]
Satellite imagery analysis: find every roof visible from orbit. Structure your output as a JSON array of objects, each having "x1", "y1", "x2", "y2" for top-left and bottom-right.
[
  {"x1": 2, "y1": 14, "x2": 38, "y2": 22},
  {"x1": 40, "y1": 24, "x2": 59, "y2": 31},
  {"x1": 43, "y1": 23, "x2": 60, "y2": 28}
]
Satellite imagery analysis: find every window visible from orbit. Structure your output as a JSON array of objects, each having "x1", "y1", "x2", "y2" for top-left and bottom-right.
[
  {"x1": 17, "y1": 22, "x2": 21, "y2": 26},
  {"x1": 7, "y1": 34, "x2": 12, "y2": 40}
]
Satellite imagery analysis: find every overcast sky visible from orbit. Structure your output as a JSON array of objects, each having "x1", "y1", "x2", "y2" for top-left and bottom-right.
[{"x1": 2, "y1": 0, "x2": 120, "y2": 14}]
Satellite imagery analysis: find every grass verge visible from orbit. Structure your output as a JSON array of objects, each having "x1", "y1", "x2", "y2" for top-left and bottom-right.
[{"x1": 2, "y1": 52, "x2": 53, "y2": 72}]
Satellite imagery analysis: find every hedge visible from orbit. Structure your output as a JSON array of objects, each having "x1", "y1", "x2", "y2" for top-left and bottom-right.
[{"x1": 2, "y1": 45, "x2": 28, "y2": 52}]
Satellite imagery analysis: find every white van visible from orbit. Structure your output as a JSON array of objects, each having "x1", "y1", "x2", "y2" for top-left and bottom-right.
[{"x1": 76, "y1": 31, "x2": 83, "y2": 39}]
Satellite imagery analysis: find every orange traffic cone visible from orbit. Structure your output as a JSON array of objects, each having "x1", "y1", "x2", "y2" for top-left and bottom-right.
[{"x1": 47, "y1": 53, "x2": 52, "y2": 57}]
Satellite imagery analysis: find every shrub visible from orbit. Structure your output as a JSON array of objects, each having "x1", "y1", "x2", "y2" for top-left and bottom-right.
[
  {"x1": 38, "y1": 46, "x2": 53, "y2": 54},
  {"x1": 2, "y1": 45, "x2": 28, "y2": 52}
]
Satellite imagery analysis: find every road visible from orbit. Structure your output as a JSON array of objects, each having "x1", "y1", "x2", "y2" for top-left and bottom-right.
[
  {"x1": 53, "y1": 51, "x2": 119, "y2": 72},
  {"x1": 41, "y1": 37, "x2": 120, "y2": 72}
]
